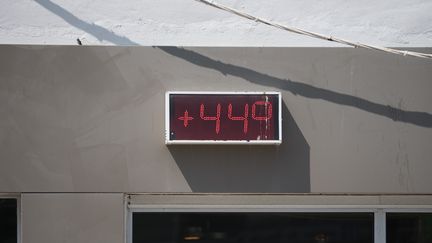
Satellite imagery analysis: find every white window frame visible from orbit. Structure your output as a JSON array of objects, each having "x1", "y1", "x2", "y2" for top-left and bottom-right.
[
  {"x1": 165, "y1": 91, "x2": 282, "y2": 145},
  {"x1": 378, "y1": 207, "x2": 432, "y2": 243},
  {"x1": 126, "y1": 193, "x2": 432, "y2": 243},
  {"x1": 0, "y1": 194, "x2": 21, "y2": 243},
  {"x1": 127, "y1": 204, "x2": 432, "y2": 243}
]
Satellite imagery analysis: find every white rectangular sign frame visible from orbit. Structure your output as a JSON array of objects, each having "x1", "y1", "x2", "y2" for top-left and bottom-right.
[{"x1": 165, "y1": 91, "x2": 282, "y2": 145}]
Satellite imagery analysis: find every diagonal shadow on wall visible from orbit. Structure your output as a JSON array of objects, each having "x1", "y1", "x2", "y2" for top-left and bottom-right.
[
  {"x1": 168, "y1": 103, "x2": 310, "y2": 192},
  {"x1": 34, "y1": 0, "x2": 138, "y2": 45},
  {"x1": 34, "y1": 0, "x2": 432, "y2": 128},
  {"x1": 158, "y1": 46, "x2": 432, "y2": 128}
]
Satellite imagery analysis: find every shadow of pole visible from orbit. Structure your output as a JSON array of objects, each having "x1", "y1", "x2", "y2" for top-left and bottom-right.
[
  {"x1": 33, "y1": 1, "x2": 432, "y2": 128},
  {"x1": 158, "y1": 46, "x2": 432, "y2": 128},
  {"x1": 35, "y1": 0, "x2": 138, "y2": 45}
]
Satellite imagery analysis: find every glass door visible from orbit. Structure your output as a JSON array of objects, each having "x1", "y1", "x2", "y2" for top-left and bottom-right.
[{"x1": 132, "y1": 212, "x2": 374, "y2": 243}]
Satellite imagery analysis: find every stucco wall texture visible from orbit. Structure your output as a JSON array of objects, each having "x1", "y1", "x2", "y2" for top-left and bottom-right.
[{"x1": 1, "y1": 45, "x2": 431, "y2": 193}]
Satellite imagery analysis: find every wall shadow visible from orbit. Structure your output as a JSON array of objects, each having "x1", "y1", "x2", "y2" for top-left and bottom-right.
[
  {"x1": 35, "y1": 0, "x2": 138, "y2": 45},
  {"x1": 33, "y1": 0, "x2": 432, "y2": 128},
  {"x1": 168, "y1": 103, "x2": 310, "y2": 193},
  {"x1": 158, "y1": 46, "x2": 432, "y2": 128}
]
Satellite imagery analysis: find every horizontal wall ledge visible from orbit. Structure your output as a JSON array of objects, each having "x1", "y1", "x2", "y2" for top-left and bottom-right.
[{"x1": 128, "y1": 193, "x2": 432, "y2": 207}]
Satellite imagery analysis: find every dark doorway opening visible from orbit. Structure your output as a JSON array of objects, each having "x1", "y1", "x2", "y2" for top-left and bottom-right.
[
  {"x1": 133, "y1": 212, "x2": 373, "y2": 243},
  {"x1": 0, "y1": 198, "x2": 17, "y2": 243}
]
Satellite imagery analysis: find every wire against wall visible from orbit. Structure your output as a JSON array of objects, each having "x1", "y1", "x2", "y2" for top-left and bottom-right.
[{"x1": 194, "y1": 0, "x2": 432, "y2": 60}]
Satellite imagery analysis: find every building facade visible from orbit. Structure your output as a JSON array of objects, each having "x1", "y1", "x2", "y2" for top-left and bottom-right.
[{"x1": 1, "y1": 45, "x2": 432, "y2": 243}]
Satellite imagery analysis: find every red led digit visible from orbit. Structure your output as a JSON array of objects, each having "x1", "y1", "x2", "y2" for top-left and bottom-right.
[
  {"x1": 252, "y1": 101, "x2": 273, "y2": 121},
  {"x1": 228, "y1": 103, "x2": 249, "y2": 134},
  {"x1": 178, "y1": 110, "x2": 194, "y2": 127},
  {"x1": 200, "y1": 103, "x2": 221, "y2": 134}
]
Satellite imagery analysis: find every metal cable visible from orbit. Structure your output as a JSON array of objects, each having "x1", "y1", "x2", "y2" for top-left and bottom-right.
[{"x1": 195, "y1": 0, "x2": 432, "y2": 59}]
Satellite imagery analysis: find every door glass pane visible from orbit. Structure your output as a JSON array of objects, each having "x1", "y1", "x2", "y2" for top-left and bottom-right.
[
  {"x1": 387, "y1": 213, "x2": 432, "y2": 243},
  {"x1": 0, "y1": 198, "x2": 17, "y2": 243},
  {"x1": 133, "y1": 212, "x2": 373, "y2": 243}
]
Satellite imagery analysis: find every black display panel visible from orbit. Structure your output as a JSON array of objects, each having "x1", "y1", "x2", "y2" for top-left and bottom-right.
[{"x1": 166, "y1": 92, "x2": 281, "y2": 144}]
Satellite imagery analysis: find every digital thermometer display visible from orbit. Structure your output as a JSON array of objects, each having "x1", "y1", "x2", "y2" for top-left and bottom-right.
[{"x1": 166, "y1": 92, "x2": 281, "y2": 145}]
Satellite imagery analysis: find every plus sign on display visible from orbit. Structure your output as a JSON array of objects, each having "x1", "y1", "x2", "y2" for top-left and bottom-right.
[{"x1": 165, "y1": 92, "x2": 282, "y2": 145}]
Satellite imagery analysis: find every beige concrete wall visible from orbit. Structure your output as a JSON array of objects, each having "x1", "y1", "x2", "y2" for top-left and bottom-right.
[
  {"x1": 0, "y1": 46, "x2": 431, "y2": 193},
  {"x1": 21, "y1": 193, "x2": 124, "y2": 243}
]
